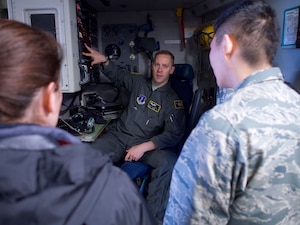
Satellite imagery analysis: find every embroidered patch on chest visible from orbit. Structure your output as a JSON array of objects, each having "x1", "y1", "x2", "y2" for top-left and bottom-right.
[
  {"x1": 136, "y1": 94, "x2": 147, "y2": 105},
  {"x1": 147, "y1": 100, "x2": 161, "y2": 112},
  {"x1": 174, "y1": 100, "x2": 184, "y2": 109}
]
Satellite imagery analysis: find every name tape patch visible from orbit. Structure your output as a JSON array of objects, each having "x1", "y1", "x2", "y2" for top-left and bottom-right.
[{"x1": 147, "y1": 100, "x2": 161, "y2": 112}]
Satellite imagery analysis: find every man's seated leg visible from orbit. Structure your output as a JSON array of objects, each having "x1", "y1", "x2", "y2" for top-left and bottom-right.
[
  {"x1": 91, "y1": 131, "x2": 125, "y2": 164},
  {"x1": 140, "y1": 149, "x2": 177, "y2": 224}
]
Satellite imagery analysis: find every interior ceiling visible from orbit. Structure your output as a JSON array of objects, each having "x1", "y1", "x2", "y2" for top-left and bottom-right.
[{"x1": 86, "y1": 0, "x2": 202, "y2": 12}]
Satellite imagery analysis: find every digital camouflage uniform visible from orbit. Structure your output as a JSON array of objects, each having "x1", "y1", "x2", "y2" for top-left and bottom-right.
[
  {"x1": 164, "y1": 67, "x2": 300, "y2": 225},
  {"x1": 92, "y1": 62, "x2": 186, "y2": 222}
]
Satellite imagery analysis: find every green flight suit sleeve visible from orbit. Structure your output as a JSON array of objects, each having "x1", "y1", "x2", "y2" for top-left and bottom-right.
[{"x1": 102, "y1": 62, "x2": 136, "y2": 91}]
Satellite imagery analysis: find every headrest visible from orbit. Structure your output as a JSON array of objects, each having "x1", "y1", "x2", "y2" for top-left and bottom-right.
[
  {"x1": 134, "y1": 37, "x2": 158, "y2": 61},
  {"x1": 172, "y1": 64, "x2": 194, "y2": 80},
  {"x1": 135, "y1": 37, "x2": 156, "y2": 53}
]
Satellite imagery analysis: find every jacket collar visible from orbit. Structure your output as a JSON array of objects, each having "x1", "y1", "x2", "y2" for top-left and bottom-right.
[
  {"x1": 237, "y1": 67, "x2": 283, "y2": 90},
  {"x1": 0, "y1": 124, "x2": 81, "y2": 150}
]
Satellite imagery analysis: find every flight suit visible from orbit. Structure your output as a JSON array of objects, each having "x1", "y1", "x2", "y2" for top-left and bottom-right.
[{"x1": 92, "y1": 62, "x2": 186, "y2": 222}]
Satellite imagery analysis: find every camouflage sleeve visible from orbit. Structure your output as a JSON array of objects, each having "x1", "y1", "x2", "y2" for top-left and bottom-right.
[{"x1": 164, "y1": 109, "x2": 243, "y2": 225}]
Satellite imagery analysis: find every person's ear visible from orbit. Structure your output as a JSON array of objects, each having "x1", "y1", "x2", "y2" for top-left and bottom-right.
[
  {"x1": 151, "y1": 62, "x2": 155, "y2": 70},
  {"x1": 223, "y1": 34, "x2": 234, "y2": 59},
  {"x1": 43, "y1": 82, "x2": 60, "y2": 114},
  {"x1": 42, "y1": 81, "x2": 62, "y2": 126},
  {"x1": 170, "y1": 65, "x2": 175, "y2": 75}
]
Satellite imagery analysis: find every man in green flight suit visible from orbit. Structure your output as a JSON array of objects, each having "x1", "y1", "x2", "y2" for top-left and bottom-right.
[{"x1": 83, "y1": 45, "x2": 186, "y2": 225}]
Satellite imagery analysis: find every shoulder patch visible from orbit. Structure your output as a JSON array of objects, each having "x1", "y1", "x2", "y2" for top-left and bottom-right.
[
  {"x1": 174, "y1": 100, "x2": 184, "y2": 109},
  {"x1": 136, "y1": 94, "x2": 147, "y2": 105}
]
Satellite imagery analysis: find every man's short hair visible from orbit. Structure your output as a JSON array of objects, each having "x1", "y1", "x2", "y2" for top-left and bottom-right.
[
  {"x1": 214, "y1": 0, "x2": 280, "y2": 65},
  {"x1": 153, "y1": 50, "x2": 175, "y2": 65}
]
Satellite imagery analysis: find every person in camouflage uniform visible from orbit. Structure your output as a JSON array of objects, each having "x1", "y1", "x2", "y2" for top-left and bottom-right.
[{"x1": 164, "y1": 0, "x2": 300, "y2": 224}]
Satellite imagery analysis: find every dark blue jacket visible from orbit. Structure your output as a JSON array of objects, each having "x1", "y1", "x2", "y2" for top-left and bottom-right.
[{"x1": 0, "y1": 124, "x2": 154, "y2": 225}]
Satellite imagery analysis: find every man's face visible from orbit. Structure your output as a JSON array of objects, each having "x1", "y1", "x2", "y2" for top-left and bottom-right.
[{"x1": 152, "y1": 54, "x2": 175, "y2": 87}]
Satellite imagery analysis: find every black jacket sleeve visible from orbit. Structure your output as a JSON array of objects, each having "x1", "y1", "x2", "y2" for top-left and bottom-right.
[
  {"x1": 65, "y1": 144, "x2": 155, "y2": 225},
  {"x1": 85, "y1": 165, "x2": 156, "y2": 225}
]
